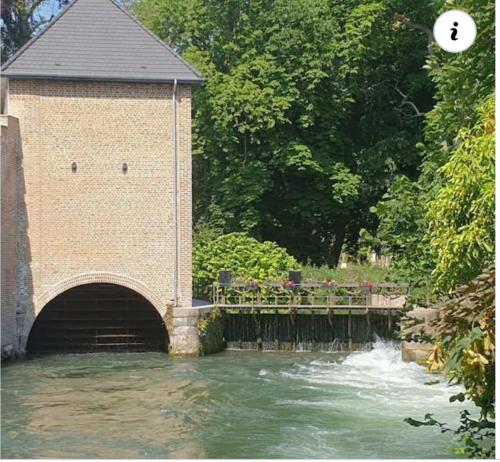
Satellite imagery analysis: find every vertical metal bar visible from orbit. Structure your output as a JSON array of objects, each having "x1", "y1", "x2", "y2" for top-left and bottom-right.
[
  {"x1": 366, "y1": 309, "x2": 371, "y2": 343},
  {"x1": 348, "y1": 310, "x2": 352, "y2": 351}
]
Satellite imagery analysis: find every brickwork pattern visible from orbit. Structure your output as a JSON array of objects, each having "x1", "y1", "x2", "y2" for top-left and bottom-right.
[{"x1": 8, "y1": 79, "x2": 193, "y2": 350}]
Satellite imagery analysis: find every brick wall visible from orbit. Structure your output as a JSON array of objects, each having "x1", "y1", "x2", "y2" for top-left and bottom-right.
[
  {"x1": 7, "y1": 79, "x2": 193, "y2": 348},
  {"x1": 1, "y1": 116, "x2": 20, "y2": 355}
]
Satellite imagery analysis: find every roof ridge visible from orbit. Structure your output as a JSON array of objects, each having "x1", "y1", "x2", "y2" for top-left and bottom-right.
[
  {"x1": 1, "y1": 0, "x2": 80, "y2": 71},
  {"x1": 108, "y1": 0, "x2": 203, "y2": 79}
]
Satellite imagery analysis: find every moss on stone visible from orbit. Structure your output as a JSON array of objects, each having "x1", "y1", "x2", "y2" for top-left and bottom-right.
[{"x1": 198, "y1": 308, "x2": 226, "y2": 355}]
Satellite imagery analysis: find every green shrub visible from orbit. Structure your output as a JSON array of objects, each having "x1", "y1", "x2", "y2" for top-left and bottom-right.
[{"x1": 193, "y1": 232, "x2": 298, "y2": 299}]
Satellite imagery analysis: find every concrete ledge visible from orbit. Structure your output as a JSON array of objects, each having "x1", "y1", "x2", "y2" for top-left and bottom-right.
[{"x1": 173, "y1": 306, "x2": 215, "y2": 317}]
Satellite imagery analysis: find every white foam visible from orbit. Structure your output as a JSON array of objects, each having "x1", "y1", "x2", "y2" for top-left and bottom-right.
[{"x1": 278, "y1": 340, "x2": 466, "y2": 414}]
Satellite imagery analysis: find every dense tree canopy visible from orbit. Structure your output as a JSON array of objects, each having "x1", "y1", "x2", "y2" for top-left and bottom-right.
[
  {"x1": 135, "y1": 0, "x2": 434, "y2": 266},
  {"x1": 371, "y1": 0, "x2": 494, "y2": 298}
]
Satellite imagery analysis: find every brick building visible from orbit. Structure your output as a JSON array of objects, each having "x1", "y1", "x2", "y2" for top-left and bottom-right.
[{"x1": 1, "y1": 0, "x2": 203, "y2": 356}]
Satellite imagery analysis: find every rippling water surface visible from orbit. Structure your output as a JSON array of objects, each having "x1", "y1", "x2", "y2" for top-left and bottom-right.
[{"x1": 2, "y1": 341, "x2": 472, "y2": 458}]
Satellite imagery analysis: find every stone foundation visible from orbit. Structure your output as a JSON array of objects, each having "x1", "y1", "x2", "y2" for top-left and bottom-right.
[{"x1": 169, "y1": 307, "x2": 203, "y2": 356}]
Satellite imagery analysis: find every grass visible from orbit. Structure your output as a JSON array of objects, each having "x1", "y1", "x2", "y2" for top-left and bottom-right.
[{"x1": 300, "y1": 263, "x2": 391, "y2": 283}]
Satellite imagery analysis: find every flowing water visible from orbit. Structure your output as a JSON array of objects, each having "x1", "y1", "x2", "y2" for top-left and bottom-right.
[{"x1": 1, "y1": 341, "x2": 473, "y2": 459}]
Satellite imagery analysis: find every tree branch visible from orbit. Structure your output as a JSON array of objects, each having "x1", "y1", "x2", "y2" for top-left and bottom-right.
[{"x1": 394, "y1": 85, "x2": 425, "y2": 118}]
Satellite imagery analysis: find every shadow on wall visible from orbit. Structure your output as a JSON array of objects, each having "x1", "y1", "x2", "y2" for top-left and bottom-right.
[{"x1": 1, "y1": 115, "x2": 34, "y2": 358}]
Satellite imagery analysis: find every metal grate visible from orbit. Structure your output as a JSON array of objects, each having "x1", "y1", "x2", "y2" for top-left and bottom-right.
[{"x1": 27, "y1": 283, "x2": 167, "y2": 354}]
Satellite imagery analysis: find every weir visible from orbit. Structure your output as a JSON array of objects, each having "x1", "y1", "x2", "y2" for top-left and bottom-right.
[
  {"x1": 207, "y1": 273, "x2": 408, "y2": 353},
  {"x1": 223, "y1": 311, "x2": 397, "y2": 352}
]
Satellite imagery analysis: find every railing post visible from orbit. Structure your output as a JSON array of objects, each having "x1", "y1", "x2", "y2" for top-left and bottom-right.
[
  {"x1": 218, "y1": 270, "x2": 231, "y2": 306},
  {"x1": 366, "y1": 309, "x2": 371, "y2": 343},
  {"x1": 288, "y1": 270, "x2": 301, "y2": 286},
  {"x1": 348, "y1": 310, "x2": 352, "y2": 351}
]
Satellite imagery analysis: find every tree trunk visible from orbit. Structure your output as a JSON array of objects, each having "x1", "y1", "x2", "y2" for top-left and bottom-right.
[{"x1": 330, "y1": 224, "x2": 346, "y2": 267}]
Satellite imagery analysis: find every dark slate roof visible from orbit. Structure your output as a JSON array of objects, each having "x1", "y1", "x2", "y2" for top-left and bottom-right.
[{"x1": 1, "y1": 0, "x2": 203, "y2": 84}]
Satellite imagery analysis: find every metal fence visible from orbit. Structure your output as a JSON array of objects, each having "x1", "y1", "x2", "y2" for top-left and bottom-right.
[{"x1": 212, "y1": 280, "x2": 409, "y2": 312}]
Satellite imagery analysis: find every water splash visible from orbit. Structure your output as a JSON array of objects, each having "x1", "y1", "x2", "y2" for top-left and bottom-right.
[{"x1": 278, "y1": 340, "x2": 465, "y2": 413}]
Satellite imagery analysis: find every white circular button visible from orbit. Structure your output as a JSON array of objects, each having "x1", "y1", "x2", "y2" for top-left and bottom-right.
[{"x1": 433, "y1": 10, "x2": 476, "y2": 53}]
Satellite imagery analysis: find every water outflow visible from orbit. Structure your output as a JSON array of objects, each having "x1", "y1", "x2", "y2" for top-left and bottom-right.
[
  {"x1": 2, "y1": 341, "x2": 475, "y2": 459},
  {"x1": 282, "y1": 339, "x2": 453, "y2": 397},
  {"x1": 224, "y1": 312, "x2": 395, "y2": 351}
]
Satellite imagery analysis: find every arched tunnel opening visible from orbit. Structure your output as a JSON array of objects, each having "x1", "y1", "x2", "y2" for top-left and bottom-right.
[{"x1": 27, "y1": 283, "x2": 168, "y2": 354}]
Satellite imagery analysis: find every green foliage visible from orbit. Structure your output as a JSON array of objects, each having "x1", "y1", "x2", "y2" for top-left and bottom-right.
[
  {"x1": 193, "y1": 219, "x2": 224, "y2": 252},
  {"x1": 369, "y1": 177, "x2": 432, "y2": 278},
  {"x1": 427, "y1": 97, "x2": 495, "y2": 293},
  {"x1": 301, "y1": 263, "x2": 390, "y2": 284},
  {"x1": 430, "y1": 268, "x2": 495, "y2": 418},
  {"x1": 371, "y1": 0, "x2": 495, "y2": 296},
  {"x1": 407, "y1": 267, "x2": 495, "y2": 458},
  {"x1": 422, "y1": 0, "x2": 495, "y2": 176},
  {"x1": 193, "y1": 232, "x2": 298, "y2": 298},
  {"x1": 405, "y1": 411, "x2": 494, "y2": 458},
  {"x1": 366, "y1": 176, "x2": 435, "y2": 304},
  {"x1": 135, "y1": 0, "x2": 434, "y2": 265}
]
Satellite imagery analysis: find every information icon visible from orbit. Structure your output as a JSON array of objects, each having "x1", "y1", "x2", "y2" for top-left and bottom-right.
[{"x1": 433, "y1": 10, "x2": 476, "y2": 53}]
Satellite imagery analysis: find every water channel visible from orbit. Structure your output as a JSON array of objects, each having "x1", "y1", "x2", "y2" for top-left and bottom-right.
[{"x1": 1, "y1": 341, "x2": 473, "y2": 458}]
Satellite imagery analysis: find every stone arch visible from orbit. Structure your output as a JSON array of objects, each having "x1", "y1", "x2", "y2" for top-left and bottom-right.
[{"x1": 21, "y1": 272, "x2": 169, "y2": 352}]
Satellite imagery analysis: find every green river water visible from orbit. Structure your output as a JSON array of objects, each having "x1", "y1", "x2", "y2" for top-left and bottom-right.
[{"x1": 1, "y1": 341, "x2": 473, "y2": 459}]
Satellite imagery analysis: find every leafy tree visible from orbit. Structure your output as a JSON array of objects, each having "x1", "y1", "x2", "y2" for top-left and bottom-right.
[
  {"x1": 427, "y1": 96, "x2": 494, "y2": 293},
  {"x1": 372, "y1": 0, "x2": 494, "y2": 295},
  {"x1": 421, "y1": 0, "x2": 495, "y2": 178},
  {"x1": 366, "y1": 175, "x2": 435, "y2": 302},
  {"x1": 135, "y1": 0, "x2": 434, "y2": 265}
]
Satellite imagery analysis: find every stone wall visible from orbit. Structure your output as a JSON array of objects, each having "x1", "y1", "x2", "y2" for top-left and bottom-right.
[
  {"x1": 6, "y1": 79, "x2": 196, "y2": 353},
  {"x1": 401, "y1": 307, "x2": 440, "y2": 365},
  {"x1": 1, "y1": 115, "x2": 20, "y2": 358}
]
